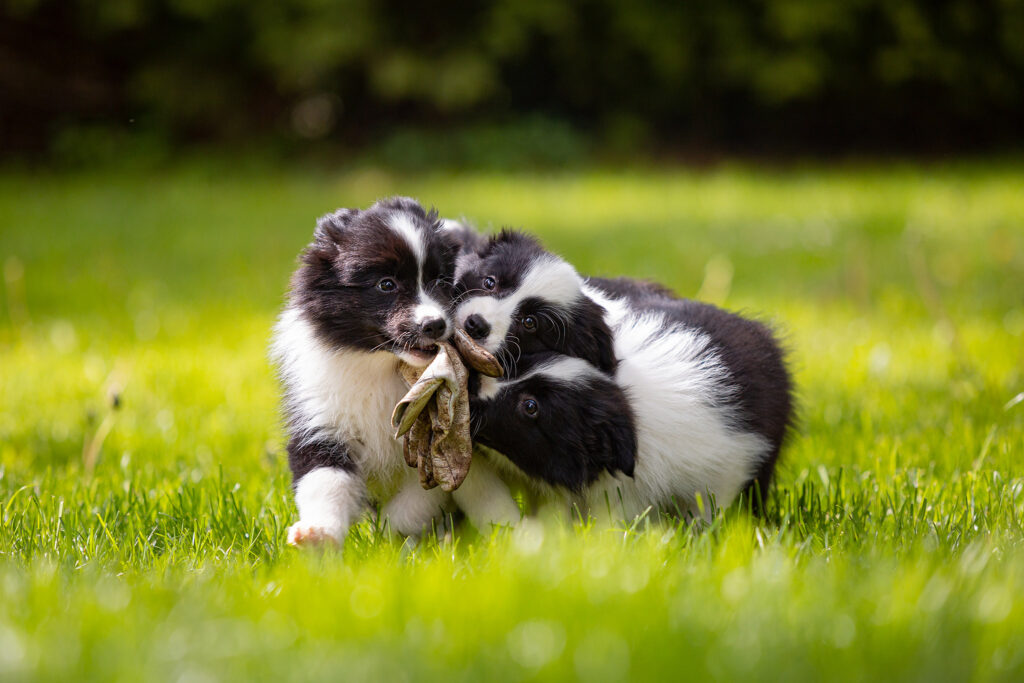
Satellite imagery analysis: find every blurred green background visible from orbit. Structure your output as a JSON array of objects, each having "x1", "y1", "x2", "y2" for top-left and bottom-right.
[
  {"x1": 2, "y1": 2, "x2": 1024, "y2": 681},
  {"x1": 4, "y1": 0, "x2": 1024, "y2": 165}
]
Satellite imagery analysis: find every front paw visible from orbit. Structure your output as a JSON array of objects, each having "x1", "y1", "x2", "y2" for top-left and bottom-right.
[{"x1": 287, "y1": 521, "x2": 344, "y2": 548}]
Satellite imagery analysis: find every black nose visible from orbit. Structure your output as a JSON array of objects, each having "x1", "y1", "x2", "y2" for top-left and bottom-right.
[
  {"x1": 464, "y1": 313, "x2": 491, "y2": 340},
  {"x1": 420, "y1": 317, "x2": 447, "y2": 340}
]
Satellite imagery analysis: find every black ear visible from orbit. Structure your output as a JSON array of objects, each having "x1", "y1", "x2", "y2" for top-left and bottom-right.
[
  {"x1": 314, "y1": 208, "x2": 359, "y2": 243},
  {"x1": 583, "y1": 382, "x2": 637, "y2": 479},
  {"x1": 487, "y1": 228, "x2": 543, "y2": 252},
  {"x1": 565, "y1": 297, "x2": 617, "y2": 374}
]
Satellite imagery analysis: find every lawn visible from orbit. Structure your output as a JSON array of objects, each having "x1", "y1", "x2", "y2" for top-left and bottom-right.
[{"x1": 1, "y1": 160, "x2": 1023, "y2": 681}]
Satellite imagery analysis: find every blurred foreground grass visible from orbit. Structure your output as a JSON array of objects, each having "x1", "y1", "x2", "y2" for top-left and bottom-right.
[{"x1": 1, "y1": 161, "x2": 1023, "y2": 681}]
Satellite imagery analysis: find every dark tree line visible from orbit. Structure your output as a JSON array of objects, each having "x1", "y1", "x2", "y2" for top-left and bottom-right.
[{"x1": 3, "y1": 0, "x2": 1024, "y2": 159}]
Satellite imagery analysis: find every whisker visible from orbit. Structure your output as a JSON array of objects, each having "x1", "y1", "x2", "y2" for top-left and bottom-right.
[{"x1": 452, "y1": 287, "x2": 488, "y2": 306}]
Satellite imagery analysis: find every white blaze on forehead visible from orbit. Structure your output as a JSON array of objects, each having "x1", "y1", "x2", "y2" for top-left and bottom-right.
[
  {"x1": 520, "y1": 356, "x2": 605, "y2": 387},
  {"x1": 390, "y1": 209, "x2": 452, "y2": 337},
  {"x1": 456, "y1": 255, "x2": 583, "y2": 353},
  {"x1": 483, "y1": 356, "x2": 605, "y2": 401},
  {"x1": 388, "y1": 211, "x2": 427, "y2": 267}
]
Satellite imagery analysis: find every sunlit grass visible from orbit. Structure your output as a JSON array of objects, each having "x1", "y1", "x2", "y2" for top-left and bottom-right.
[{"x1": 1, "y1": 161, "x2": 1023, "y2": 680}]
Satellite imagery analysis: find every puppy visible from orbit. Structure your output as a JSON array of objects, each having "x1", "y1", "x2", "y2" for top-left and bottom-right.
[
  {"x1": 458, "y1": 230, "x2": 793, "y2": 516},
  {"x1": 272, "y1": 197, "x2": 517, "y2": 547},
  {"x1": 470, "y1": 294, "x2": 793, "y2": 518}
]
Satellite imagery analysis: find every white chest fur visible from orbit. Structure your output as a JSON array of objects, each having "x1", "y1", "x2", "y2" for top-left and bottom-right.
[{"x1": 271, "y1": 307, "x2": 408, "y2": 491}]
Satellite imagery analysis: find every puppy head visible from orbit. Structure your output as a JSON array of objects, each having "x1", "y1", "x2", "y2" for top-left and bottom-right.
[
  {"x1": 292, "y1": 196, "x2": 458, "y2": 366},
  {"x1": 454, "y1": 230, "x2": 616, "y2": 376},
  {"x1": 470, "y1": 355, "x2": 636, "y2": 491}
]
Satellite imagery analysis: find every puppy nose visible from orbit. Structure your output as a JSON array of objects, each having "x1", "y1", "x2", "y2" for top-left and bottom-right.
[
  {"x1": 464, "y1": 313, "x2": 491, "y2": 340},
  {"x1": 420, "y1": 317, "x2": 448, "y2": 340}
]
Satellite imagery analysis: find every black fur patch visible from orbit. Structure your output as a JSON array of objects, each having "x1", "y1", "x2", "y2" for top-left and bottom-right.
[
  {"x1": 287, "y1": 432, "x2": 357, "y2": 483},
  {"x1": 470, "y1": 360, "x2": 636, "y2": 491}
]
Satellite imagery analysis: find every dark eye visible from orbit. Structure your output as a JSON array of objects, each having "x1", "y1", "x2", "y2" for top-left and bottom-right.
[
  {"x1": 377, "y1": 278, "x2": 397, "y2": 292},
  {"x1": 522, "y1": 315, "x2": 537, "y2": 332},
  {"x1": 522, "y1": 398, "x2": 539, "y2": 417},
  {"x1": 482, "y1": 276, "x2": 496, "y2": 291}
]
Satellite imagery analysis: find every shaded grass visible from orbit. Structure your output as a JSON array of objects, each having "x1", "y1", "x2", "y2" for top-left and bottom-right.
[{"x1": 1, "y1": 161, "x2": 1023, "y2": 681}]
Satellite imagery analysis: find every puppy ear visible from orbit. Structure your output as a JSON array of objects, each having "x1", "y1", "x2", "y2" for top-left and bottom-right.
[
  {"x1": 584, "y1": 381, "x2": 637, "y2": 479},
  {"x1": 314, "y1": 208, "x2": 359, "y2": 243},
  {"x1": 565, "y1": 297, "x2": 617, "y2": 374},
  {"x1": 488, "y1": 229, "x2": 542, "y2": 251}
]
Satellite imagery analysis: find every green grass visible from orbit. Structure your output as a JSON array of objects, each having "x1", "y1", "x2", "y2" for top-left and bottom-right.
[{"x1": 1, "y1": 160, "x2": 1023, "y2": 681}]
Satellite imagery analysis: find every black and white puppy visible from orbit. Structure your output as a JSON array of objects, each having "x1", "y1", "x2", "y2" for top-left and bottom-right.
[
  {"x1": 454, "y1": 231, "x2": 618, "y2": 376},
  {"x1": 459, "y1": 231, "x2": 793, "y2": 516},
  {"x1": 272, "y1": 197, "x2": 517, "y2": 547},
  {"x1": 470, "y1": 299, "x2": 793, "y2": 518}
]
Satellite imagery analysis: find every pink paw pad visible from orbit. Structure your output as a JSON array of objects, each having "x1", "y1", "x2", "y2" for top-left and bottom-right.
[{"x1": 287, "y1": 522, "x2": 340, "y2": 548}]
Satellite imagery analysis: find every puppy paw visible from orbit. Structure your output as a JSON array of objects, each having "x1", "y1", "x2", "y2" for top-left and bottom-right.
[{"x1": 287, "y1": 521, "x2": 343, "y2": 548}]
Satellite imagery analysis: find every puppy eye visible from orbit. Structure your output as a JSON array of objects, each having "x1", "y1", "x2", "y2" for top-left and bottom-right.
[
  {"x1": 521, "y1": 398, "x2": 539, "y2": 417},
  {"x1": 482, "y1": 276, "x2": 497, "y2": 291},
  {"x1": 522, "y1": 315, "x2": 537, "y2": 332},
  {"x1": 377, "y1": 278, "x2": 397, "y2": 292}
]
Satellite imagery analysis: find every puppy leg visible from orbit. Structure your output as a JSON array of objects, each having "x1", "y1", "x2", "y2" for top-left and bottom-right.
[
  {"x1": 380, "y1": 470, "x2": 450, "y2": 537},
  {"x1": 380, "y1": 483, "x2": 449, "y2": 538},
  {"x1": 452, "y1": 457, "x2": 521, "y2": 531},
  {"x1": 287, "y1": 435, "x2": 366, "y2": 548}
]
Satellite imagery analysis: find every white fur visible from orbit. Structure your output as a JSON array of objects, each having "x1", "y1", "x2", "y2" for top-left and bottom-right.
[
  {"x1": 586, "y1": 298, "x2": 768, "y2": 519},
  {"x1": 457, "y1": 256, "x2": 583, "y2": 353},
  {"x1": 271, "y1": 307, "x2": 408, "y2": 492},
  {"x1": 380, "y1": 469, "x2": 450, "y2": 536},
  {"x1": 476, "y1": 375, "x2": 502, "y2": 401},
  {"x1": 288, "y1": 467, "x2": 366, "y2": 544},
  {"x1": 397, "y1": 211, "x2": 451, "y2": 349},
  {"x1": 438, "y1": 218, "x2": 465, "y2": 232},
  {"x1": 451, "y1": 456, "x2": 522, "y2": 529},
  {"x1": 388, "y1": 212, "x2": 426, "y2": 267},
  {"x1": 489, "y1": 355, "x2": 607, "y2": 397},
  {"x1": 413, "y1": 288, "x2": 448, "y2": 330},
  {"x1": 520, "y1": 356, "x2": 605, "y2": 387}
]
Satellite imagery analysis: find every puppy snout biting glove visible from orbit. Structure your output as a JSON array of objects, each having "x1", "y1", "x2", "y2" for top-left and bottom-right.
[{"x1": 392, "y1": 329, "x2": 503, "y2": 491}]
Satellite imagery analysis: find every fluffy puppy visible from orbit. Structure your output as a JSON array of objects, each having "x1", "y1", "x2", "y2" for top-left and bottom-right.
[
  {"x1": 457, "y1": 231, "x2": 793, "y2": 516},
  {"x1": 471, "y1": 292, "x2": 793, "y2": 518},
  {"x1": 272, "y1": 197, "x2": 517, "y2": 547}
]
